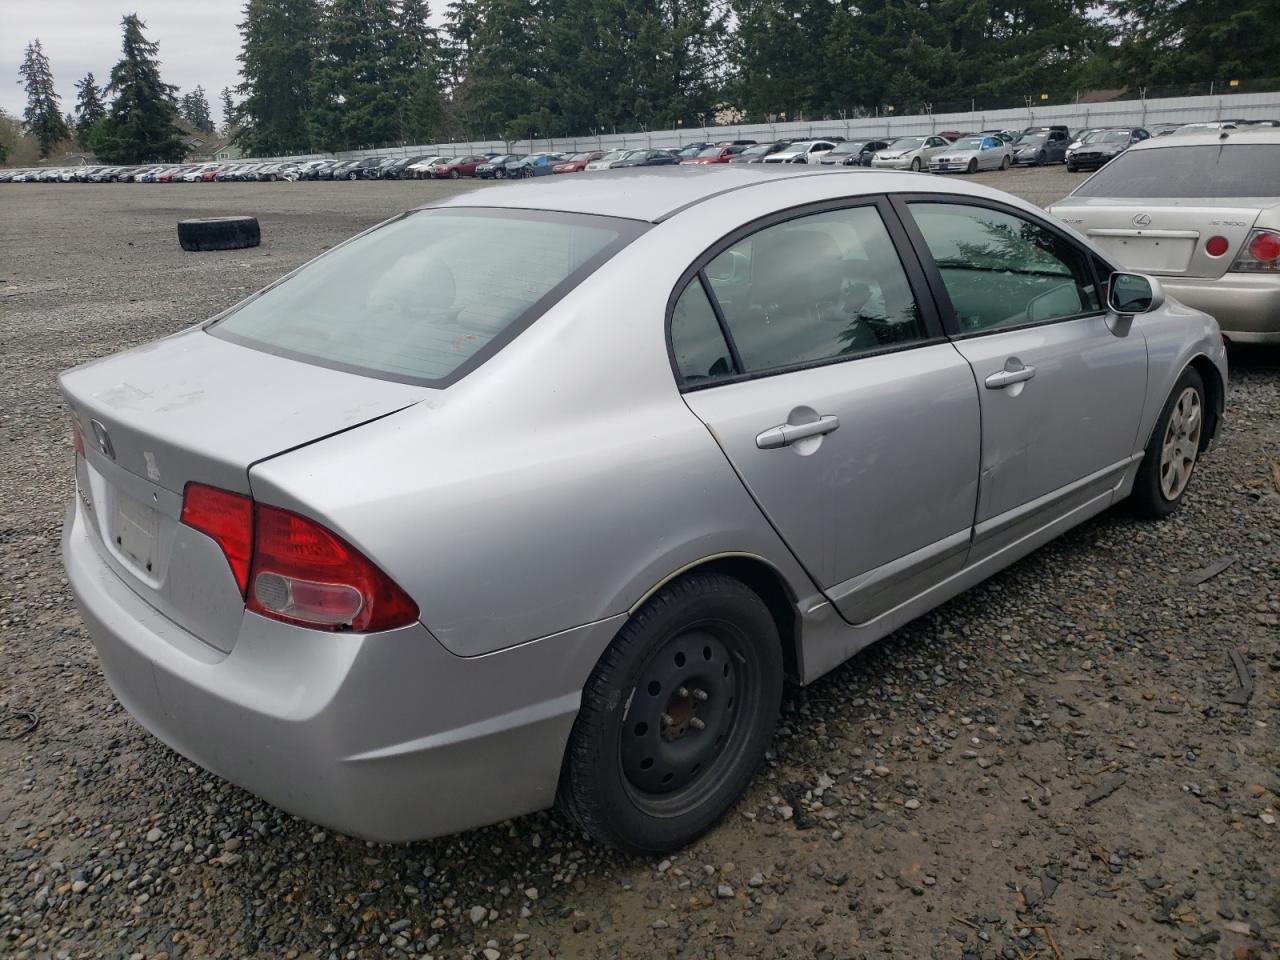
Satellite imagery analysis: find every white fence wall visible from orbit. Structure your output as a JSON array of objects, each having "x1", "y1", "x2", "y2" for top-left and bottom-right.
[{"x1": 249, "y1": 89, "x2": 1280, "y2": 163}]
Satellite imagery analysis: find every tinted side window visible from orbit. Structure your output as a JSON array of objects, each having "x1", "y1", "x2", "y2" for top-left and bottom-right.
[
  {"x1": 908, "y1": 202, "x2": 1100, "y2": 333},
  {"x1": 704, "y1": 206, "x2": 927, "y2": 373},
  {"x1": 670, "y1": 280, "x2": 733, "y2": 383}
]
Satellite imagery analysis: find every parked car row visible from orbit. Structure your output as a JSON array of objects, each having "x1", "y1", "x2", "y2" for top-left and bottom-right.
[{"x1": 5, "y1": 119, "x2": 1277, "y2": 185}]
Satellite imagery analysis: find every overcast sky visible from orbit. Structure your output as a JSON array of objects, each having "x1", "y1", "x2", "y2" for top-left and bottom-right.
[{"x1": 2, "y1": 2, "x2": 446, "y2": 121}]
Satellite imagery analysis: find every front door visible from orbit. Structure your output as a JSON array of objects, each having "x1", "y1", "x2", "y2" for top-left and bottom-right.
[
  {"x1": 670, "y1": 199, "x2": 981, "y2": 624},
  {"x1": 896, "y1": 197, "x2": 1148, "y2": 561}
]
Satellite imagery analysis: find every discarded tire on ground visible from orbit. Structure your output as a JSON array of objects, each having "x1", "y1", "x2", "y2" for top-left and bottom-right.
[{"x1": 177, "y1": 216, "x2": 261, "y2": 252}]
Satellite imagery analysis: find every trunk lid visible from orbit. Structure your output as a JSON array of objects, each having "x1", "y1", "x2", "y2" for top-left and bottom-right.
[
  {"x1": 61, "y1": 329, "x2": 430, "y2": 651},
  {"x1": 1054, "y1": 198, "x2": 1263, "y2": 279}
]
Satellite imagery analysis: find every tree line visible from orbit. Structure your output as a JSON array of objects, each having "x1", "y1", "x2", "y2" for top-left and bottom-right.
[{"x1": 9, "y1": 0, "x2": 1278, "y2": 164}]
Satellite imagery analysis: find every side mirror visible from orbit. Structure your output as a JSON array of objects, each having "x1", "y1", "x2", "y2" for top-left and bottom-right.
[{"x1": 1108, "y1": 272, "x2": 1165, "y2": 316}]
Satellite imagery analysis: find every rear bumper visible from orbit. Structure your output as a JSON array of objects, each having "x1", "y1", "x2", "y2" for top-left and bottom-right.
[
  {"x1": 1160, "y1": 274, "x2": 1280, "y2": 343},
  {"x1": 64, "y1": 496, "x2": 621, "y2": 842}
]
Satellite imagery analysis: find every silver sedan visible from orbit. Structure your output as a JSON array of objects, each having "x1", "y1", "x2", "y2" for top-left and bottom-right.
[
  {"x1": 61, "y1": 167, "x2": 1227, "y2": 854},
  {"x1": 929, "y1": 135, "x2": 1013, "y2": 173}
]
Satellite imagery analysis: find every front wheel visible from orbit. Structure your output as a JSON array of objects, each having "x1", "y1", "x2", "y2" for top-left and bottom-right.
[
  {"x1": 559, "y1": 572, "x2": 783, "y2": 855},
  {"x1": 910, "y1": 157, "x2": 921, "y2": 172},
  {"x1": 1066, "y1": 164, "x2": 1078, "y2": 172},
  {"x1": 967, "y1": 157, "x2": 978, "y2": 174},
  {"x1": 1000, "y1": 154, "x2": 1011, "y2": 170},
  {"x1": 347, "y1": 172, "x2": 357, "y2": 180},
  {"x1": 1131, "y1": 367, "x2": 1206, "y2": 518},
  {"x1": 1036, "y1": 151, "x2": 1046, "y2": 166}
]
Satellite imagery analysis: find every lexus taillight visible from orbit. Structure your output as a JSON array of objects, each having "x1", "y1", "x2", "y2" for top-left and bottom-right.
[
  {"x1": 1229, "y1": 229, "x2": 1280, "y2": 272},
  {"x1": 72, "y1": 419, "x2": 85, "y2": 458},
  {"x1": 179, "y1": 484, "x2": 418, "y2": 633}
]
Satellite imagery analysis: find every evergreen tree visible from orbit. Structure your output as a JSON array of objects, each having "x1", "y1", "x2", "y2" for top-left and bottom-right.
[
  {"x1": 74, "y1": 72, "x2": 107, "y2": 145},
  {"x1": 236, "y1": 0, "x2": 319, "y2": 154},
  {"x1": 95, "y1": 15, "x2": 185, "y2": 164},
  {"x1": 441, "y1": 0, "x2": 483, "y2": 87},
  {"x1": 180, "y1": 85, "x2": 215, "y2": 133},
  {"x1": 393, "y1": 0, "x2": 444, "y2": 143},
  {"x1": 1103, "y1": 0, "x2": 1280, "y2": 87},
  {"x1": 456, "y1": 0, "x2": 543, "y2": 140},
  {"x1": 310, "y1": 0, "x2": 405, "y2": 150},
  {"x1": 18, "y1": 38, "x2": 71, "y2": 157},
  {"x1": 220, "y1": 86, "x2": 235, "y2": 127}
]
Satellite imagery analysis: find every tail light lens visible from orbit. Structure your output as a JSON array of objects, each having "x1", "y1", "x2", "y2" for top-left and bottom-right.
[
  {"x1": 181, "y1": 483, "x2": 254, "y2": 595},
  {"x1": 72, "y1": 419, "x2": 85, "y2": 458},
  {"x1": 1230, "y1": 229, "x2": 1280, "y2": 272},
  {"x1": 1204, "y1": 235, "x2": 1229, "y2": 257},
  {"x1": 179, "y1": 483, "x2": 418, "y2": 633},
  {"x1": 248, "y1": 504, "x2": 418, "y2": 632}
]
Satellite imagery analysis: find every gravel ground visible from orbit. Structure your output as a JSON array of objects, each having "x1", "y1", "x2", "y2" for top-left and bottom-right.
[{"x1": 1, "y1": 168, "x2": 1277, "y2": 960}]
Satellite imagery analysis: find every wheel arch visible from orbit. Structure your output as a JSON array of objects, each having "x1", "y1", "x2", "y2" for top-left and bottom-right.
[
  {"x1": 626, "y1": 553, "x2": 803, "y2": 683},
  {"x1": 1187, "y1": 353, "x2": 1224, "y2": 451}
]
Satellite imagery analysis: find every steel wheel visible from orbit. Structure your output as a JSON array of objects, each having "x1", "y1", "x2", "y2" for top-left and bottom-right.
[
  {"x1": 1159, "y1": 386, "x2": 1202, "y2": 501},
  {"x1": 620, "y1": 628, "x2": 747, "y2": 809}
]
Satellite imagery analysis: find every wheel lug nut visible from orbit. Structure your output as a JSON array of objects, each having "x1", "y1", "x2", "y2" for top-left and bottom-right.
[
  {"x1": 677, "y1": 686, "x2": 690, "y2": 698},
  {"x1": 692, "y1": 688, "x2": 709, "y2": 702},
  {"x1": 661, "y1": 713, "x2": 675, "y2": 727},
  {"x1": 689, "y1": 717, "x2": 706, "y2": 730}
]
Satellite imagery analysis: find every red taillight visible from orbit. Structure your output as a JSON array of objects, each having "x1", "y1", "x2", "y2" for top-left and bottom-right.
[
  {"x1": 180, "y1": 484, "x2": 418, "y2": 632},
  {"x1": 72, "y1": 420, "x2": 85, "y2": 458},
  {"x1": 1205, "y1": 235, "x2": 1229, "y2": 257},
  {"x1": 1249, "y1": 230, "x2": 1280, "y2": 263},
  {"x1": 181, "y1": 483, "x2": 253, "y2": 595},
  {"x1": 248, "y1": 503, "x2": 418, "y2": 632},
  {"x1": 1230, "y1": 228, "x2": 1280, "y2": 272}
]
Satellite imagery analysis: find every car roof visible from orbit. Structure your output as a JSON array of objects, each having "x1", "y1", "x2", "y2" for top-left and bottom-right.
[
  {"x1": 1128, "y1": 128, "x2": 1280, "y2": 151},
  {"x1": 425, "y1": 165, "x2": 1011, "y2": 223}
]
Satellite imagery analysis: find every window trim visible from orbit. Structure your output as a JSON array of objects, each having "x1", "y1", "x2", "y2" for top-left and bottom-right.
[
  {"x1": 207, "y1": 206, "x2": 649, "y2": 389},
  {"x1": 665, "y1": 195, "x2": 948, "y2": 392},
  {"x1": 887, "y1": 193, "x2": 1109, "y2": 340}
]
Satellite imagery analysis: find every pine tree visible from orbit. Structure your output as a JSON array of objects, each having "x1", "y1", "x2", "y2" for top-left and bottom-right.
[
  {"x1": 95, "y1": 15, "x2": 185, "y2": 164},
  {"x1": 310, "y1": 0, "x2": 404, "y2": 150},
  {"x1": 180, "y1": 85, "x2": 214, "y2": 133},
  {"x1": 236, "y1": 0, "x2": 319, "y2": 154},
  {"x1": 74, "y1": 72, "x2": 107, "y2": 145},
  {"x1": 219, "y1": 87, "x2": 236, "y2": 130},
  {"x1": 18, "y1": 38, "x2": 71, "y2": 157},
  {"x1": 1103, "y1": 0, "x2": 1279, "y2": 87},
  {"x1": 393, "y1": 0, "x2": 444, "y2": 143}
]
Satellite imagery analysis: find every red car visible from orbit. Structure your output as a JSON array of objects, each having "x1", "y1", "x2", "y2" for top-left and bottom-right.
[
  {"x1": 552, "y1": 151, "x2": 605, "y2": 174},
  {"x1": 431, "y1": 155, "x2": 488, "y2": 179},
  {"x1": 201, "y1": 166, "x2": 221, "y2": 182},
  {"x1": 157, "y1": 167, "x2": 183, "y2": 183},
  {"x1": 682, "y1": 145, "x2": 745, "y2": 165}
]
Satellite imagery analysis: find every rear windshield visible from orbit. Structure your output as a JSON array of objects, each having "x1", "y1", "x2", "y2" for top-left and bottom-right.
[
  {"x1": 1073, "y1": 144, "x2": 1280, "y2": 198},
  {"x1": 210, "y1": 209, "x2": 643, "y2": 386}
]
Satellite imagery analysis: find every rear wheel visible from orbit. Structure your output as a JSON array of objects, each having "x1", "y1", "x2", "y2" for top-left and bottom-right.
[
  {"x1": 1131, "y1": 366, "x2": 1206, "y2": 518},
  {"x1": 560, "y1": 572, "x2": 783, "y2": 855}
]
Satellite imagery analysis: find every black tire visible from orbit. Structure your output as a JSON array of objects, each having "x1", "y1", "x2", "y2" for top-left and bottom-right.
[
  {"x1": 1000, "y1": 154, "x2": 1011, "y2": 169},
  {"x1": 1130, "y1": 366, "x2": 1206, "y2": 518},
  {"x1": 177, "y1": 216, "x2": 261, "y2": 252},
  {"x1": 449, "y1": 169, "x2": 460, "y2": 179},
  {"x1": 347, "y1": 171, "x2": 358, "y2": 181},
  {"x1": 1067, "y1": 164, "x2": 1077, "y2": 172},
  {"x1": 967, "y1": 157, "x2": 978, "y2": 174},
  {"x1": 559, "y1": 572, "x2": 783, "y2": 855},
  {"x1": 910, "y1": 157, "x2": 921, "y2": 172},
  {"x1": 1036, "y1": 151, "x2": 1046, "y2": 166}
]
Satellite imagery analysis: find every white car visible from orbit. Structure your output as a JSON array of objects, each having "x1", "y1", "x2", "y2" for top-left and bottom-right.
[
  {"x1": 406, "y1": 156, "x2": 447, "y2": 179},
  {"x1": 585, "y1": 149, "x2": 635, "y2": 171},
  {"x1": 762, "y1": 140, "x2": 837, "y2": 164},
  {"x1": 871, "y1": 135, "x2": 952, "y2": 171}
]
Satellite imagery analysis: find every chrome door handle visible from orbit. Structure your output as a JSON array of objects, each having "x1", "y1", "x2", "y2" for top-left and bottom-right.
[
  {"x1": 755, "y1": 415, "x2": 840, "y2": 450},
  {"x1": 985, "y1": 364, "x2": 1037, "y2": 389}
]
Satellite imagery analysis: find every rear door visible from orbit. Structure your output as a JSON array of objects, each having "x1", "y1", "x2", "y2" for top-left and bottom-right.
[
  {"x1": 671, "y1": 198, "x2": 981, "y2": 624},
  {"x1": 894, "y1": 196, "x2": 1148, "y2": 562}
]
